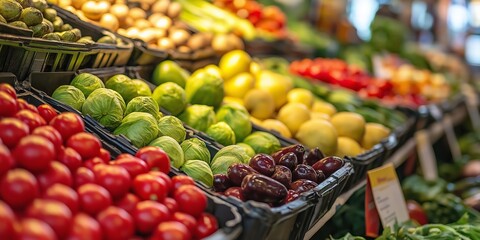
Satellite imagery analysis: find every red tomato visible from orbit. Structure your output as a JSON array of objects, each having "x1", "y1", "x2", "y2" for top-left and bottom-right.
[
  {"x1": 0, "y1": 83, "x2": 16, "y2": 98},
  {"x1": 407, "y1": 200, "x2": 428, "y2": 225},
  {"x1": 15, "y1": 109, "x2": 46, "y2": 131},
  {"x1": 172, "y1": 212, "x2": 197, "y2": 233},
  {"x1": 132, "y1": 173, "x2": 168, "y2": 202},
  {"x1": 32, "y1": 125, "x2": 63, "y2": 152},
  {"x1": 77, "y1": 183, "x2": 112, "y2": 216},
  {"x1": 13, "y1": 135, "x2": 54, "y2": 172},
  {"x1": 0, "y1": 144, "x2": 14, "y2": 176},
  {"x1": 171, "y1": 175, "x2": 195, "y2": 193},
  {"x1": 133, "y1": 200, "x2": 170, "y2": 234},
  {"x1": 117, "y1": 153, "x2": 135, "y2": 159},
  {"x1": 194, "y1": 213, "x2": 218, "y2": 238},
  {"x1": 135, "y1": 146, "x2": 170, "y2": 173},
  {"x1": 115, "y1": 193, "x2": 140, "y2": 215},
  {"x1": 37, "y1": 104, "x2": 58, "y2": 123},
  {"x1": 93, "y1": 165, "x2": 131, "y2": 200},
  {"x1": 163, "y1": 197, "x2": 179, "y2": 214},
  {"x1": 25, "y1": 199, "x2": 73, "y2": 239},
  {"x1": 111, "y1": 157, "x2": 148, "y2": 179},
  {"x1": 17, "y1": 218, "x2": 56, "y2": 240},
  {"x1": 174, "y1": 185, "x2": 207, "y2": 217},
  {"x1": 149, "y1": 171, "x2": 172, "y2": 193},
  {"x1": 83, "y1": 157, "x2": 106, "y2": 170},
  {"x1": 16, "y1": 99, "x2": 37, "y2": 113},
  {"x1": 0, "y1": 200, "x2": 15, "y2": 238},
  {"x1": 57, "y1": 147, "x2": 82, "y2": 172},
  {"x1": 151, "y1": 221, "x2": 191, "y2": 240},
  {"x1": 98, "y1": 148, "x2": 111, "y2": 162},
  {"x1": 0, "y1": 118, "x2": 29, "y2": 149},
  {"x1": 43, "y1": 183, "x2": 79, "y2": 214},
  {"x1": 67, "y1": 213, "x2": 102, "y2": 240},
  {"x1": 67, "y1": 132, "x2": 102, "y2": 160},
  {"x1": 50, "y1": 113, "x2": 85, "y2": 142},
  {"x1": 0, "y1": 91, "x2": 17, "y2": 117},
  {"x1": 36, "y1": 161, "x2": 73, "y2": 192},
  {"x1": 97, "y1": 206, "x2": 134, "y2": 240},
  {"x1": 73, "y1": 167, "x2": 95, "y2": 189},
  {"x1": 0, "y1": 168, "x2": 39, "y2": 209}
]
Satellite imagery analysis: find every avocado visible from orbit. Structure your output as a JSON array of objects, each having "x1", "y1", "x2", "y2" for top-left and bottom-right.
[
  {"x1": 0, "y1": 0, "x2": 23, "y2": 22},
  {"x1": 31, "y1": 0, "x2": 47, "y2": 12},
  {"x1": 8, "y1": 20, "x2": 28, "y2": 29},
  {"x1": 42, "y1": 8, "x2": 56, "y2": 22},
  {"x1": 19, "y1": 7, "x2": 43, "y2": 26},
  {"x1": 42, "y1": 19, "x2": 52, "y2": 33},
  {"x1": 60, "y1": 23, "x2": 71, "y2": 31},
  {"x1": 42, "y1": 32, "x2": 60, "y2": 41},
  {"x1": 52, "y1": 16, "x2": 62, "y2": 31},
  {"x1": 0, "y1": 14, "x2": 6, "y2": 24},
  {"x1": 97, "y1": 36, "x2": 115, "y2": 44},
  {"x1": 14, "y1": 0, "x2": 32, "y2": 8},
  {"x1": 77, "y1": 36, "x2": 94, "y2": 44}
]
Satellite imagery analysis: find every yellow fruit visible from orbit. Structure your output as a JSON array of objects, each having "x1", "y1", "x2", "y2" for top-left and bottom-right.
[
  {"x1": 224, "y1": 72, "x2": 255, "y2": 99},
  {"x1": 244, "y1": 89, "x2": 275, "y2": 120},
  {"x1": 277, "y1": 103, "x2": 311, "y2": 135},
  {"x1": 295, "y1": 119, "x2": 338, "y2": 155},
  {"x1": 219, "y1": 50, "x2": 251, "y2": 80},
  {"x1": 203, "y1": 64, "x2": 222, "y2": 79},
  {"x1": 310, "y1": 112, "x2": 330, "y2": 120},
  {"x1": 335, "y1": 137, "x2": 363, "y2": 157},
  {"x1": 250, "y1": 116, "x2": 263, "y2": 126},
  {"x1": 223, "y1": 96, "x2": 244, "y2": 106},
  {"x1": 287, "y1": 88, "x2": 314, "y2": 108},
  {"x1": 312, "y1": 100, "x2": 337, "y2": 116},
  {"x1": 361, "y1": 123, "x2": 390, "y2": 149},
  {"x1": 331, "y1": 112, "x2": 366, "y2": 142},
  {"x1": 255, "y1": 70, "x2": 291, "y2": 109},
  {"x1": 250, "y1": 61, "x2": 261, "y2": 75},
  {"x1": 261, "y1": 119, "x2": 292, "y2": 138}
]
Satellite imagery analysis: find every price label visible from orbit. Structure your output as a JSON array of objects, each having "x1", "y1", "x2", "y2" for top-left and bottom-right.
[
  {"x1": 442, "y1": 115, "x2": 462, "y2": 161},
  {"x1": 415, "y1": 130, "x2": 438, "y2": 181}
]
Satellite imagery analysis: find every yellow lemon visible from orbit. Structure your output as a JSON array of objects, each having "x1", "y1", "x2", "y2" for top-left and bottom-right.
[
  {"x1": 312, "y1": 100, "x2": 337, "y2": 116},
  {"x1": 335, "y1": 137, "x2": 363, "y2": 157},
  {"x1": 261, "y1": 119, "x2": 292, "y2": 138},
  {"x1": 361, "y1": 123, "x2": 390, "y2": 149},
  {"x1": 250, "y1": 116, "x2": 263, "y2": 126},
  {"x1": 287, "y1": 88, "x2": 314, "y2": 108},
  {"x1": 255, "y1": 70, "x2": 292, "y2": 109},
  {"x1": 331, "y1": 112, "x2": 366, "y2": 142},
  {"x1": 310, "y1": 112, "x2": 330, "y2": 120},
  {"x1": 250, "y1": 61, "x2": 262, "y2": 75},
  {"x1": 244, "y1": 89, "x2": 275, "y2": 120},
  {"x1": 277, "y1": 103, "x2": 311, "y2": 135},
  {"x1": 295, "y1": 119, "x2": 338, "y2": 155},
  {"x1": 224, "y1": 72, "x2": 255, "y2": 99},
  {"x1": 203, "y1": 64, "x2": 222, "y2": 79},
  {"x1": 223, "y1": 96, "x2": 244, "y2": 106},
  {"x1": 219, "y1": 50, "x2": 251, "y2": 80}
]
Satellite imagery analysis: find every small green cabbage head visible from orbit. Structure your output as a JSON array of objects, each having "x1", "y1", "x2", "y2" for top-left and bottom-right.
[
  {"x1": 216, "y1": 103, "x2": 252, "y2": 141},
  {"x1": 52, "y1": 85, "x2": 85, "y2": 111},
  {"x1": 151, "y1": 82, "x2": 187, "y2": 116},
  {"x1": 157, "y1": 116, "x2": 186, "y2": 143},
  {"x1": 105, "y1": 74, "x2": 139, "y2": 104},
  {"x1": 185, "y1": 70, "x2": 224, "y2": 108},
  {"x1": 82, "y1": 88, "x2": 126, "y2": 130},
  {"x1": 149, "y1": 136, "x2": 184, "y2": 168},
  {"x1": 124, "y1": 96, "x2": 162, "y2": 122},
  {"x1": 181, "y1": 138, "x2": 211, "y2": 164},
  {"x1": 236, "y1": 143, "x2": 255, "y2": 158},
  {"x1": 178, "y1": 105, "x2": 216, "y2": 132},
  {"x1": 114, "y1": 112, "x2": 159, "y2": 148},
  {"x1": 243, "y1": 131, "x2": 281, "y2": 154},
  {"x1": 211, "y1": 145, "x2": 251, "y2": 172},
  {"x1": 132, "y1": 79, "x2": 152, "y2": 96},
  {"x1": 181, "y1": 160, "x2": 213, "y2": 187},
  {"x1": 70, "y1": 73, "x2": 105, "y2": 97},
  {"x1": 206, "y1": 122, "x2": 236, "y2": 146}
]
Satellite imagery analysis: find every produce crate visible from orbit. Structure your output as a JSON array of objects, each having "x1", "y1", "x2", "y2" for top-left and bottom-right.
[{"x1": 127, "y1": 40, "x2": 169, "y2": 66}]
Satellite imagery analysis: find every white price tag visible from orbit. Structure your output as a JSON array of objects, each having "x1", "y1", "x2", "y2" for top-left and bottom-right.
[{"x1": 415, "y1": 130, "x2": 438, "y2": 181}]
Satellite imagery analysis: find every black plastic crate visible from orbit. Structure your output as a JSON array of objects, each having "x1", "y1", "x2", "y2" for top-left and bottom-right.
[{"x1": 343, "y1": 143, "x2": 386, "y2": 191}]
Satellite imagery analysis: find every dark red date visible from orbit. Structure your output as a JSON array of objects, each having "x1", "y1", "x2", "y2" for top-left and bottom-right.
[
  {"x1": 293, "y1": 164, "x2": 318, "y2": 183},
  {"x1": 241, "y1": 174, "x2": 288, "y2": 204},
  {"x1": 290, "y1": 179, "x2": 318, "y2": 194},
  {"x1": 213, "y1": 174, "x2": 233, "y2": 192},
  {"x1": 271, "y1": 165, "x2": 292, "y2": 188},
  {"x1": 312, "y1": 156, "x2": 344, "y2": 177},
  {"x1": 277, "y1": 152, "x2": 298, "y2": 171},
  {"x1": 249, "y1": 154, "x2": 275, "y2": 176},
  {"x1": 271, "y1": 144, "x2": 306, "y2": 164},
  {"x1": 227, "y1": 163, "x2": 258, "y2": 186},
  {"x1": 303, "y1": 148, "x2": 325, "y2": 166}
]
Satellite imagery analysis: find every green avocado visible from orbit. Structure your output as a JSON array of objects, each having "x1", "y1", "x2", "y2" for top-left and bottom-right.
[
  {"x1": 0, "y1": 0, "x2": 23, "y2": 22},
  {"x1": 52, "y1": 16, "x2": 63, "y2": 32}
]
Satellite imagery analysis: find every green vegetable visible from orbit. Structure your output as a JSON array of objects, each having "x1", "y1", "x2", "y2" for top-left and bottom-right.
[
  {"x1": 243, "y1": 131, "x2": 281, "y2": 154},
  {"x1": 132, "y1": 79, "x2": 152, "y2": 96},
  {"x1": 149, "y1": 136, "x2": 184, "y2": 168},
  {"x1": 113, "y1": 112, "x2": 159, "y2": 148},
  {"x1": 70, "y1": 73, "x2": 105, "y2": 98},
  {"x1": 181, "y1": 138, "x2": 211, "y2": 164},
  {"x1": 105, "y1": 74, "x2": 139, "y2": 104},
  {"x1": 151, "y1": 60, "x2": 189, "y2": 88},
  {"x1": 185, "y1": 70, "x2": 224, "y2": 108},
  {"x1": 211, "y1": 155, "x2": 243, "y2": 175},
  {"x1": 151, "y1": 82, "x2": 187, "y2": 116},
  {"x1": 157, "y1": 116, "x2": 186, "y2": 143},
  {"x1": 124, "y1": 96, "x2": 162, "y2": 122},
  {"x1": 82, "y1": 88, "x2": 125, "y2": 130},
  {"x1": 215, "y1": 103, "x2": 252, "y2": 141},
  {"x1": 178, "y1": 105, "x2": 216, "y2": 132},
  {"x1": 52, "y1": 85, "x2": 85, "y2": 111},
  {"x1": 236, "y1": 143, "x2": 255, "y2": 158},
  {"x1": 211, "y1": 145, "x2": 251, "y2": 167},
  {"x1": 206, "y1": 122, "x2": 236, "y2": 146},
  {"x1": 402, "y1": 175, "x2": 447, "y2": 202},
  {"x1": 181, "y1": 160, "x2": 213, "y2": 187}
]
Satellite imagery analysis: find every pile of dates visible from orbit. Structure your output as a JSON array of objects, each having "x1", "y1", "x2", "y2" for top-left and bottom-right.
[{"x1": 213, "y1": 144, "x2": 345, "y2": 206}]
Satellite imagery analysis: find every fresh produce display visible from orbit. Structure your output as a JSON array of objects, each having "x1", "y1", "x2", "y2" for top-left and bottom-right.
[{"x1": 0, "y1": 83, "x2": 220, "y2": 239}]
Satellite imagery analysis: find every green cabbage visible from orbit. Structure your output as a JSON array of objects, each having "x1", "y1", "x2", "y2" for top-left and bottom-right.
[
  {"x1": 237, "y1": 143, "x2": 255, "y2": 158},
  {"x1": 113, "y1": 112, "x2": 159, "y2": 148},
  {"x1": 70, "y1": 73, "x2": 104, "y2": 97},
  {"x1": 206, "y1": 122, "x2": 236, "y2": 146},
  {"x1": 82, "y1": 88, "x2": 126, "y2": 130},
  {"x1": 211, "y1": 145, "x2": 251, "y2": 167},
  {"x1": 105, "y1": 74, "x2": 138, "y2": 104},
  {"x1": 211, "y1": 156, "x2": 243, "y2": 175},
  {"x1": 180, "y1": 160, "x2": 213, "y2": 187},
  {"x1": 132, "y1": 79, "x2": 152, "y2": 96},
  {"x1": 185, "y1": 71, "x2": 224, "y2": 108},
  {"x1": 157, "y1": 116, "x2": 186, "y2": 143},
  {"x1": 124, "y1": 96, "x2": 162, "y2": 122},
  {"x1": 149, "y1": 136, "x2": 184, "y2": 168},
  {"x1": 151, "y1": 82, "x2": 187, "y2": 116},
  {"x1": 243, "y1": 131, "x2": 281, "y2": 154},
  {"x1": 181, "y1": 138, "x2": 211, "y2": 164},
  {"x1": 216, "y1": 103, "x2": 252, "y2": 141},
  {"x1": 52, "y1": 85, "x2": 85, "y2": 111},
  {"x1": 178, "y1": 105, "x2": 216, "y2": 132}
]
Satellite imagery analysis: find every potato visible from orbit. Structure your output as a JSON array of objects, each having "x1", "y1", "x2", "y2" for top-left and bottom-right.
[
  {"x1": 134, "y1": 19, "x2": 152, "y2": 30},
  {"x1": 117, "y1": 28, "x2": 127, "y2": 36},
  {"x1": 99, "y1": 13, "x2": 119, "y2": 31},
  {"x1": 72, "y1": 0, "x2": 88, "y2": 9},
  {"x1": 152, "y1": 0, "x2": 170, "y2": 14},
  {"x1": 126, "y1": 27, "x2": 140, "y2": 38},
  {"x1": 58, "y1": 0, "x2": 72, "y2": 7},
  {"x1": 157, "y1": 38, "x2": 174, "y2": 50},
  {"x1": 169, "y1": 29, "x2": 190, "y2": 46},
  {"x1": 172, "y1": 21, "x2": 188, "y2": 29},
  {"x1": 148, "y1": 13, "x2": 164, "y2": 24},
  {"x1": 167, "y1": 2, "x2": 181, "y2": 19},
  {"x1": 187, "y1": 34, "x2": 206, "y2": 50},
  {"x1": 110, "y1": 4, "x2": 129, "y2": 21},
  {"x1": 64, "y1": 6, "x2": 77, "y2": 14},
  {"x1": 119, "y1": 17, "x2": 133, "y2": 28},
  {"x1": 129, "y1": 8, "x2": 146, "y2": 20},
  {"x1": 153, "y1": 15, "x2": 172, "y2": 30},
  {"x1": 151, "y1": 28, "x2": 166, "y2": 39},
  {"x1": 177, "y1": 45, "x2": 191, "y2": 53},
  {"x1": 138, "y1": 29, "x2": 157, "y2": 44},
  {"x1": 82, "y1": 1, "x2": 110, "y2": 21}
]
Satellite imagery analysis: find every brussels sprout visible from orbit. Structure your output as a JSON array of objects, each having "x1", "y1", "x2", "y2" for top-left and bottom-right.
[
  {"x1": 157, "y1": 116, "x2": 186, "y2": 143},
  {"x1": 124, "y1": 96, "x2": 162, "y2": 122},
  {"x1": 178, "y1": 105, "x2": 216, "y2": 132},
  {"x1": 149, "y1": 136, "x2": 184, "y2": 168},
  {"x1": 237, "y1": 143, "x2": 255, "y2": 158},
  {"x1": 151, "y1": 82, "x2": 187, "y2": 116},
  {"x1": 206, "y1": 122, "x2": 236, "y2": 146},
  {"x1": 216, "y1": 103, "x2": 252, "y2": 141},
  {"x1": 211, "y1": 145, "x2": 251, "y2": 167},
  {"x1": 185, "y1": 70, "x2": 224, "y2": 108},
  {"x1": 211, "y1": 156, "x2": 243, "y2": 175},
  {"x1": 181, "y1": 160, "x2": 213, "y2": 187},
  {"x1": 82, "y1": 88, "x2": 126, "y2": 130},
  {"x1": 132, "y1": 79, "x2": 152, "y2": 96},
  {"x1": 114, "y1": 112, "x2": 160, "y2": 148},
  {"x1": 243, "y1": 131, "x2": 281, "y2": 154},
  {"x1": 52, "y1": 85, "x2": 85, "y2": 111},
  {"x1": 181, "y1": 138, "x2": 211, "y2": 164},
  {"x1": 70, "y1": 73, "x2": 105, "y2": 98},
  {"x1": 105, "y1": 74, "x2": 139, "y2": 104}
]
